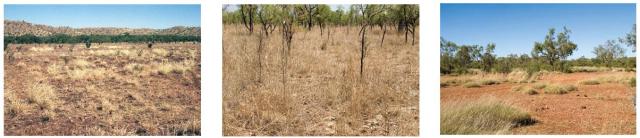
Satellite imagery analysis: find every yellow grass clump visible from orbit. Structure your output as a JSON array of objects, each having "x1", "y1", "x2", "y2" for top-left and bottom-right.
[
  {"x1": 26, "y1": 83, "x2": 58, "y2": 109},
  {"x1": 543, "y1": 84, "x2": 577, "y2": 94},
  {"x1": 441, "y1": 98, "x2": 534, "y2": 134}
]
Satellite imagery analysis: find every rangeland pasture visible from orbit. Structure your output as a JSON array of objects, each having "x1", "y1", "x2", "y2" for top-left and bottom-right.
[
  {"x1": 223, "y1": 25, "x2": 419, "y2": 136},
  {"x1": 4, "y1": 43, "x2": 201, "y2": 135},
  {"x1": 441, "y1": 70, "x2": 636, "y2": 134}
]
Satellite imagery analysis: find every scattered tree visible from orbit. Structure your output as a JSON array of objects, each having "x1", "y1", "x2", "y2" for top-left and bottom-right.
[
  {"x1": 620, "y1": 24, "x2": 636, "y2": 52},
  {"x1": 531, "y1": 27, "x2": 577, "y2": 72},
  {"x1": 593, "y1": 40, "x2": 626, "y2": 67}
]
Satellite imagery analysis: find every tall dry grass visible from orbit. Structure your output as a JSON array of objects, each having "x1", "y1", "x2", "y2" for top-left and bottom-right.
[{"x1": 223, "y1": 25, "x2": 419, "y2": 136}]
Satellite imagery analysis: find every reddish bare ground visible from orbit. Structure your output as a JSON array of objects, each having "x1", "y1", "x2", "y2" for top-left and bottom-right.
[{"x1": 441, "y1": 72, "x2": 636, "y2": 134}]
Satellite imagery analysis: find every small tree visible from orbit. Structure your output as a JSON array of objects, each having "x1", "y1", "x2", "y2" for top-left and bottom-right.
[
  {"x1": 531, "y1": 27, "x2": 577, "y2": 71},
  {"x1": 593, "y1": 40, "x2": 625, "y2": 67},
  {"x1": 440, "y1": 38, "x2": 457, "y2": 74},
  {"x1": 481, "y1": 43, "x2": 496, "y2": 72},
  {"x1": 240, "y1": 5, "x2": 257, "y2": 34},
  {"x1": 619, "y1": 24, "x2": 636, "y2": 52}
]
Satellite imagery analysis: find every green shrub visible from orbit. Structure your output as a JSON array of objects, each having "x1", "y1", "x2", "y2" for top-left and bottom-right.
[
  {"x1": 441, "y1": 99, "x2": 534, "y2": 134},
  {"x1": 629, "y1": 77, "x2": 636, "y2": 87}
]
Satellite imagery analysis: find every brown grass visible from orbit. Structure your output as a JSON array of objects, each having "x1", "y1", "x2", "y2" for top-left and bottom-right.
[
  {"x1": 4, "y1": 42, "x2": 201, "y2": 136},
  {"x1": 223, "y1": 25, "x2": 419, "y2": 136}
]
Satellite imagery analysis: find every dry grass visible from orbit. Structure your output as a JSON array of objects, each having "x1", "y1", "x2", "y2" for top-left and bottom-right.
[
  {"x1": 532, "y1": 82, "x2": 548, "y2": 89},
  {"x1": 579, "y1": 79, "x2": 601, "y2": 85},
  {"x1": 512, "y1": 85, "x2": 538, "y2": 95},
  {"x1": 441, "y1": 98, "x2": 534, "y2": 134},
  {"x1": 26, "y1": 83, "x2": 58, "y2": 109},
  {"x1": 67, "y1": 68, "x2": 107, "y2": 80},
  {"x1": 543, "y1": 84, "x2": 577, "y2": 94},
  {"x1": 463, "y1": 82, "x2": 481, "y2": 88},
  {"x1": 5, "y1": 43, "x2": 201, "y2": 136},
  {"x1": 223, "y1": 25, "x2": 419, "y2": 136},
  {"x1": 152, "y1": 61, "x2": 194, "y2": 75}
]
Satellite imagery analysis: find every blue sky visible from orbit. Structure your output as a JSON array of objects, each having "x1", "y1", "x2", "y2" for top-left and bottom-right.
[
  {"x1": 441, "y1": 4, "x2": 636, "y2": 59},
  {"x1": 5, "y1": 4, "x2": 201, "y2": 29}
]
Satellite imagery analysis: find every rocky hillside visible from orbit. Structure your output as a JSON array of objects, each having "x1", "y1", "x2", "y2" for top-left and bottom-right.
[{"x1": 4, "y1": 20, "x2": 200, "y2": 36}]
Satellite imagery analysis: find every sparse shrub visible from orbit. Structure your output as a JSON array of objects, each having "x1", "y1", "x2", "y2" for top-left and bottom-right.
[
  {"x1": 579, "y1": 79, "x2": 600, "y2": 85},
  {"x1": 629, "y1": 77, "x2": 636, "y2": 87},
  {"x1": 441, "y1": 99, "x2": 534, "y2": 134},
  {"x1": 463, "y1": 82, "x2": 481, "y2": 88},
  {"x1": 85, "y1": 41, "x2": 91, "y2": 48}
]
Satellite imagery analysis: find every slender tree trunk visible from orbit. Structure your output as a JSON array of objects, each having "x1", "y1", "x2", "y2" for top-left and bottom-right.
[
  {"x1": 360, "y1": 26, "x2": 367, "y2": 78},
  {"x1": 381, "y1": 25, "x2": 387, "y2": 47}
]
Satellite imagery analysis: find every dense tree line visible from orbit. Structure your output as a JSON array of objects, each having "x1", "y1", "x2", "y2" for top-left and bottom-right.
[
  {"x1": 441, "y1": 25, "x2": 636, "y2": 75},
  {"x1": 4, "y1": 33, "x2": 200, "y2": 45}
]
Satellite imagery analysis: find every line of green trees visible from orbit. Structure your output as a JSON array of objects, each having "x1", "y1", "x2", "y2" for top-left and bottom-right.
[
  {"x1": 223, "y1": 4, "x2": 419, "y2": 44},
  {"x1": 441, "y1": 25, "x2": 636, "y2": 75},
  {"x1": 4, "y1": 33, "x2": 200, "y2": 44}
]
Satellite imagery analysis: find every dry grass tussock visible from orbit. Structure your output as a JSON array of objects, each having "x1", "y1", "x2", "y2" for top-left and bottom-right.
[
  {"x1": 223, "y1": 25, "x2": 419, "y2": 136},
  {"x1": 441, "y1": 98, "x2": 534, "y2": 134},
  {"x1": 543, "y1": 84, "x2": 577, "y2": 94}
]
